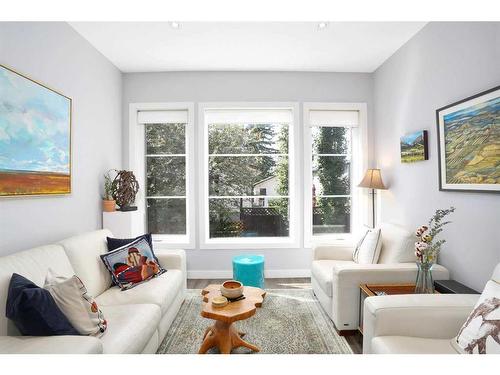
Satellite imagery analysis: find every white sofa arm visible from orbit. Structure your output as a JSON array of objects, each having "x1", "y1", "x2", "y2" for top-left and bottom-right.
[
  {"x1": 313, "y1": 245, "x2": 354, "y2": 261},
  {"x1": 155, "y1": 249, "x2": 186, "y2": 272},
  {"x1": 0, "y1": 335, "x2": 103, "y2": 354},
  {"x1": 362, "y1": 294, "x2": 479, "y2": 353},
  {"x1": 155, "y1": 249, "x2": 187, "y2": 291},
  {"x1": 331, "y1": 263, "x2": 449, "y2": 331}
]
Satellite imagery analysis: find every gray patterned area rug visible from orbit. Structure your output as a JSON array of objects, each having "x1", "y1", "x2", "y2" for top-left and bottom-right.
[{"x1": 157, "y1": 288, "x2": 353, "y2": 354}]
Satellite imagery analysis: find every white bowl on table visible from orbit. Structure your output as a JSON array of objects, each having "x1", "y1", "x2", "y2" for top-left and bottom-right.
[{"x1": 220, "y1": 280, "x2": 244, "y2": 299}]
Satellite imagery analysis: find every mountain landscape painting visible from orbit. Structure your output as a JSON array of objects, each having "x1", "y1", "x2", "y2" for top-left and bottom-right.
[
  {"x1": 400, "y1": 130, "x2": 428, "y2": 163},
  {"x1": 0, "y1": 65, "x2": 71, "y2": 196},
  {"x1": 437, "y1": 86, "x2": 499, "y2": 192}
]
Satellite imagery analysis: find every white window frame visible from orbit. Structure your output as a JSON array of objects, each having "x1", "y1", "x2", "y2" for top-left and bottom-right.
[
  {"x1": 303, "y1": 103, "x2": 368, "y2": 248},
  {"x1": 128, "y1": 102, "x2": 195, "y2": 249},
  {"x1": 198, "y1": 102, "x2": 301, "y2": 250}
]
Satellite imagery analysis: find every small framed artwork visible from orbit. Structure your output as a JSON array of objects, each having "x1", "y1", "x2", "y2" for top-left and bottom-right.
[
  {"x1": 0, "y1": 64, "x2": 72, "y2": 197},
  {"x1": 400, "y1": 130, "x2": 429, "y2": 163},
  {"x1": 436, "y1": 85, "x2": 499, "y2": 193}
]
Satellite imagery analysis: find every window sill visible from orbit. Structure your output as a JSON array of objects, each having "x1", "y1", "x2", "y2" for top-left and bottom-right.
[
  {"x1": 200, "y1": 237, "x2": 300, "y2": 250},
  {"x1": 152, "y1": 235, "x2": 195, "y2": 249}
]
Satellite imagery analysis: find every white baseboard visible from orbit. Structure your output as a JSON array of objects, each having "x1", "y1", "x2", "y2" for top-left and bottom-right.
[{"x1": 187, "y1": 269, "x2": 310, "y2": 279}]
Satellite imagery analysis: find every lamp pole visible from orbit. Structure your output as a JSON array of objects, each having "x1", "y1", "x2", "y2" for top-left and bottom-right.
[
  {"x1": 358, "y1": 169, "x2": 387, "y2": 229},
  {"x1": 371, "y1": 188, "x2": 376, "y2": 228}
]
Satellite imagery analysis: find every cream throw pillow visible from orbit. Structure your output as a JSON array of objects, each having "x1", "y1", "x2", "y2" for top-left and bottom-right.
[
  {"x1": 44, "y1": 269, "x2": 107, "y2": 336},
  {"x1": 353, "y1": 228, "x2": 382, "y2": 264},
  {"x1": 452, "y1": 280, "x2": 500, "y2": 354}
]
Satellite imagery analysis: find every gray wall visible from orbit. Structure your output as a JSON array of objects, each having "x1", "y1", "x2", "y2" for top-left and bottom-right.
[
  {"x1": 373, "y1": 22, "x2": 500, "y2": 291},
  {"x1": 0, "y1": 22, "x2": 122, "y2": 255},
  {"x1": 123, "y1": 72, "x2": 373, "y2": 275}
]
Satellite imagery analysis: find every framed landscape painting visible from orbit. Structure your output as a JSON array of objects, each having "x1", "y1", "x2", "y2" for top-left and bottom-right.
[
  {"x1": 0, "y1": 64, "x2": 71, "y2": 196},
  {"x1": 436, "y1": 85, "x2": 499, "y2": 193},
  {"x1": 400, "y1": 130, "x2": 428, "y2": 163}
]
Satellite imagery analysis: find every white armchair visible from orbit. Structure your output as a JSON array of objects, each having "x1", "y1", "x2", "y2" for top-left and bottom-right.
[
  {"x1": 311, "y1": 223, "x2": 450, "y2": 333},
  {"x1": 362, "y1": 294, "x2": 479, "y2": 353},
  {"x1": 363, "y1": 263, "x2": 499, "y2": 354}
]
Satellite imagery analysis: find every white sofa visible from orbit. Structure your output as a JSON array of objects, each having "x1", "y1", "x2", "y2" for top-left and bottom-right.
[
  {"x1": 311, "y1": 223, "x2": 450, "y2": 333},
  {"x1": 362, "y1": 264, "x2": 500, "y2": 354},
  {"x1": 0, "y1": 229, "x2": 187, "y2": 354}
]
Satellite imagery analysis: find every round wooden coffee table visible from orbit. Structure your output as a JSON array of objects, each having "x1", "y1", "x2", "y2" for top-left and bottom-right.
[{"x1": 199, "y1": 284, "x2": 266, "y2": 354}]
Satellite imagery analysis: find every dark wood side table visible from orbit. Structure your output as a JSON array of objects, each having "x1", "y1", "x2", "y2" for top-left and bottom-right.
[{"x1": 434, "y1": 280, "x2": 479, "y2": 294}]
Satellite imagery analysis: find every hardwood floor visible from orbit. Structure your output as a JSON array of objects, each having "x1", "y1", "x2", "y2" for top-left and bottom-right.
[
  {"x1": 187, "y1": 277, "x2": 363, "y2": 353},
  {"x1": 344, "y1": 332, "x2": 363, "y2": 354},
  {"x1": 187, "y1": 277, "x2": 311, "y2": 289}
]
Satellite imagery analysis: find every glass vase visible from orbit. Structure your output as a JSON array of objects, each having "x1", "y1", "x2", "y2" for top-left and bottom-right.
[{"x1": 415, "y1": 262, "x2": 434, "y2": 294}]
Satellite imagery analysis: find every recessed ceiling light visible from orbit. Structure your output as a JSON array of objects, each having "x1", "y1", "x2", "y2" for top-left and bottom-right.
[
  {"x1": 318, "y1": 22, "x2": 328, "y2": 30},
  {"x1": 170, "y1": 22, "x2": 180, "y2": 29}
]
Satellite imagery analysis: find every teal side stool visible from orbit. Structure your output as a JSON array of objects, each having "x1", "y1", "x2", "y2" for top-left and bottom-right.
[{"x1": 232, "y1": 254, "x2": 265, "y2": 288}]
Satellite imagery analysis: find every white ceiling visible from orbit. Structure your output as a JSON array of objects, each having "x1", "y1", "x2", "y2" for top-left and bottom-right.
[{"x1": 70, "y1": 22, "x2": 426, "y2": 73}]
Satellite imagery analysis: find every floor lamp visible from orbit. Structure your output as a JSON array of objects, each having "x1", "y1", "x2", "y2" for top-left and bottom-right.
[{"x1": 358, "y1": 169, "x2": 387, "y2": 228}]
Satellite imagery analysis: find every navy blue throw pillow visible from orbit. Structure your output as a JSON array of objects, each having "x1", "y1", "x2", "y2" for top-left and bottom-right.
[
  {"x1": 106, "y1": 233, "x2": 153, "y2": 251},
  {"x1": 5, "y1": 273, "x2": 80, "y2": 336}
]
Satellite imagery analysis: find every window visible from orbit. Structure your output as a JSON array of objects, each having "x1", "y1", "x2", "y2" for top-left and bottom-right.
[
  {"x1": 304, "y1": 104, "x2": 367, "y2": 245},
  {"x1": 311, "y1": 124, "x2": 352, "y2": 235},
  {"x1": 129, "y1": 104, "x2": 194, "y2": 248},
  {"x1": 199, "y1": 104, "x2": 298, "y2": 248}
]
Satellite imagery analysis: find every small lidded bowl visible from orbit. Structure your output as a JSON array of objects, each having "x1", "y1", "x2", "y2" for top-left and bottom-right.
[
  {"x1": 220, "y1": 280, "x2": 243, "y2": 299},
  {"x1": 212, "y1": 295, "x2": 228, "y2": 308}
]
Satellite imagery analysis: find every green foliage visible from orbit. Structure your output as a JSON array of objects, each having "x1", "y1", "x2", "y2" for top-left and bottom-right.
[
  {"x1": 416, "y1": 207, "x2": 456, "y2": 263},
  {"x1": 147, "y1": 156, "x2": 186, "y2": 196},
  {"x1": 145, "y1": 123, "x2": 185, "y2": 154},
  {"x1": 208, "y1": 124, "x2": 283, "y2": 196},
  {"x1": 208, "y1": 123, "x2": 289, "y2": 236},
  {"x1": 315, "y1": 127, "x2": 351, "y2": 231},
  {"x1": 426, "y1": 207, "x2": 456, "y2": 259},
  {"x1": 103, "y1": 169, "x2": 116, "y2": 200},
  {"x1": 273, "y1": 126, "x2": 290, "y2": 223},
  {"x1": 145, "y1": 124, "x2": 187, "y2": 198}
]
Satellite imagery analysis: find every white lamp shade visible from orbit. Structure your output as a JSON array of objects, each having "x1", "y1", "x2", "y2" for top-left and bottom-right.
[{"x1": 358, "y1": 169, "x2": 387, "y2": 190}]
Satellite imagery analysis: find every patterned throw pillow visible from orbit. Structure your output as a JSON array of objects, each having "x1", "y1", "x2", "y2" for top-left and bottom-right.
[
  {"x1": 453, "y1": 279, "x2": 500, "y2": 354},
  {"x1": 106, "y1": 234, "x2": 156, "y2": 286},
  {"x1": 44, "y1": 269, "x2": 107, "y2": 336},
  {"x1": 100, "y1": 237, "x2": 166, "y2": 291}
]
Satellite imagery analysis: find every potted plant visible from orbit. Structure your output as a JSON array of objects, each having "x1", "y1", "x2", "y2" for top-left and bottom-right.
[
  {"x1": 102, "y1": 170, "x2": 116, "y2": 212},
  {"x1": 414, "y1": 206, "x2": 455, "y2": 293}
]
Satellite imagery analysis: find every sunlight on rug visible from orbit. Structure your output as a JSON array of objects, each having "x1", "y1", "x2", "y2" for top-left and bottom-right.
[{"x1": 157, "y1": 288, "x2": 353, "y2": 354}]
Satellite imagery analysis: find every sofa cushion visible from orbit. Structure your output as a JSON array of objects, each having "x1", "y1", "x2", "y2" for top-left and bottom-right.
[
  {"x1": 6, "y1": 273, "x2": 79, "y2": 336},
  {"x1": 0, "y1": 244, "x2": 75, "y2": 336},
  {"x1": 311, "y1": 260, "x2": 354, "y2": 297},
  {"x1": 371, "y1": 336, "x2": 458, "y2": 354},
  {"x1": 377, "y1": 223, "x2": 417, "y2": 264},
  {"x1": 0, "y1": 335, "x2": 103, "y2": 354},
  {"x1": 95, "y1": 269, "x2": 183, "y2": 315},
  {"x1": 98, "y1": 304, "x2": 160, "y2": 354},
  {"x1": 59, "y1": 229, "x2": 113, "y2": 298}
]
